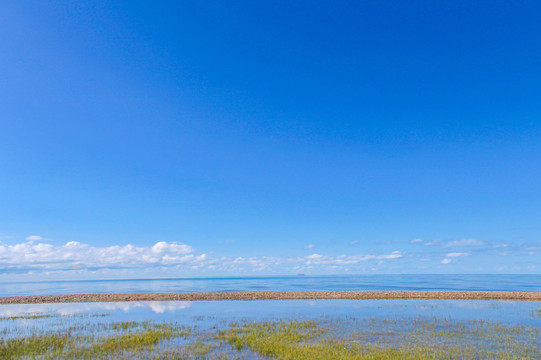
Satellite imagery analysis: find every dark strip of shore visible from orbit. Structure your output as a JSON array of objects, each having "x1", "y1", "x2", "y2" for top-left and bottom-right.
[{"x1": 1, "y1": 291, "x2": 540, "y2": 304}]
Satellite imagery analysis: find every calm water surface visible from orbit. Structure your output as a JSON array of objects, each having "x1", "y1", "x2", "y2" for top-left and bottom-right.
[
  {"x1": 1, "y1": 299, "x2": 540, "y2": 332},
  {"x1": 1, "y1": 300, "x2": 539, "y2": 358},
  {"x1": 1, "y1": 274, "x2": 540, "y2": 296}
]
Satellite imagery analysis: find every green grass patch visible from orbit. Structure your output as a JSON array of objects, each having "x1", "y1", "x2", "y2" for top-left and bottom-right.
[
  {"x1": 218, "y1": 319, "x2": 541, "y2": 360},
  {"x1": 0, "y1": 323, "x2": 191, "y2": 359}
]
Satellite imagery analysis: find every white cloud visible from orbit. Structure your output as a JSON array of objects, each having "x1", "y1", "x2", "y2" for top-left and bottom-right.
[
  {"x1": 25, "y1": 235, "x2": 53, "y2": 242},
  {"x1": 349, "y1": 240, "x2": 358, "y2": 245},
  {"x1": 379, "y1": 251, "x2": 403, "y2": 259},
  {"x1": 441, "y1": 258, "x2": 452, "y2": 264},
  {"x1": 410, "y1": 238, "x2": 423, "y2": 244},
  {"x1": 302, "y1": 251, "x2": 402, "y2": 265},
  {"x1": 304, "y1": 244, "x2": 315, "y2": 250},
  {"x1": 151, "y1": 241, "x2": 193, "y2": 255},
  {"x1": 445, "y1": 252, "x2": 471, "y2": 257},
  {"x1": 443, "y1": 239, "x2": 484, "y2": 248},
  {"x1": 0, "y1": 237, "x2": 404, "y2": 277},
  {"x1": 0, "y1": 240, "x2": 201, "y2": 272}
]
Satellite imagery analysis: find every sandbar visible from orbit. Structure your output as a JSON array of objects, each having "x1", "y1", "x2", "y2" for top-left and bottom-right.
[{"x1": 1, "y1": 290, "x2": 540, "y2": 304}]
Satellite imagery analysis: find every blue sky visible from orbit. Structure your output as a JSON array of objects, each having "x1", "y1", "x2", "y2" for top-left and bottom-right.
[{"x1": 1, "y1": 0, "x2": 540, "y2": 280}]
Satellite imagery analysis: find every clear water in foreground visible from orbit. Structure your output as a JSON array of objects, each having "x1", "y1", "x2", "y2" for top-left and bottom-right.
[
  {"x1": 1, "y1": 274, "x2": 540, "y2": 296},
  {"x1": 1, "y1": 299, "x2": 540, "y2": 359}
]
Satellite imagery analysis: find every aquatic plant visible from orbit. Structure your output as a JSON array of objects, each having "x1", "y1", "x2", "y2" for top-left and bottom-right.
[
  {"x1": 218, "y1": 319, "x2": 541, "y2": 360},
  {"x1": 0, "y1": 314, "x2": 55, "y2": 321},
  {"x1": 0, "y1": 313, "x2": 539, "y2": 359}
]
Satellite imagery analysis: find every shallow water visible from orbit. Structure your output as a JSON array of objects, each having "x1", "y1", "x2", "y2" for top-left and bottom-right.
[
  {"x1": 1, "y1": 300, "x2": 539, "y2": 359},
  {"x1": 1, "y1": 299, "x2": 539, "y2": 333},
  {"x1": 1, "y1": 274, "x2": 540, "y2": 296}
]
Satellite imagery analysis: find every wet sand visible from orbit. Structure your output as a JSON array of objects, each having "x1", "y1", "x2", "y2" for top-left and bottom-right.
[{"x1": 1, "y1": 291, "x2": 540, "y2": 304}]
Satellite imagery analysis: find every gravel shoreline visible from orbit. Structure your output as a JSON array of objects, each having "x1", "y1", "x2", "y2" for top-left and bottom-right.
[{"x1": 1, "y1": 291, "x2": 540, "y2": 304}]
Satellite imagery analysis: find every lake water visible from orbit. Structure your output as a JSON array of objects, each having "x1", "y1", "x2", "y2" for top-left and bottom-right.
[
  {"x1": 1, "y1": 299, "x2": 540, "y2": 358},
  {"x1": 1, "y1": 299, "x2": 540, "y2": 327},
  {"x1": 2, "y1": 274, "x2": 539, "y2": 358},
  {"x1": 1, "y1": 274, "x2": 540, "y2": 296},
  {"x1": 1, "y1": 275, "x2": 540, "y2": 358}
]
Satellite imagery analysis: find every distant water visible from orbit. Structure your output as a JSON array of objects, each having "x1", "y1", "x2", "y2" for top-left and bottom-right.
[{"x1": 1, "y1": 274, "x2": 539, "y2": 297}]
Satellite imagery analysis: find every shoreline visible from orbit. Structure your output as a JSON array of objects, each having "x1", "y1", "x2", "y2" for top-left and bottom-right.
[{"x1": 1, "y1": 290, "x2": 540, "y2": 304}]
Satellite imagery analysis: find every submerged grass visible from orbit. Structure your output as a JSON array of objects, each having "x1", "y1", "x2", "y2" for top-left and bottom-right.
[
  {"x1": 1, "y1": 312, "x2": 539, "y2": 359},
  {"x1": 219, "y1": 319, "x2": 541, "y2": 360},
  {"x1": 0, "y1": 333, "x2": 69, "y2": 359},
  {"x1": 0, "y1": 322, "x2": 192, "y2": 359},
  {"x1": 0, "y1": 314, "x2": 55, "y2": 321}
]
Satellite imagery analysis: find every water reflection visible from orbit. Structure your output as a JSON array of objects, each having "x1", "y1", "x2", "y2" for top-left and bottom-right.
[
  {"x1": 0, "y1": 299, "x2": 538, "y2": 327},
  {"x1": 0, "y1": 301, "x2": 191, "y2": 317},
  {"x1": 0, "y1": 299, "x2": 538, "y2": 359}
]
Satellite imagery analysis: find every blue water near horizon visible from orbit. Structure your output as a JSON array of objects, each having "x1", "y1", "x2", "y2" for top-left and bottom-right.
[{"x1": 1, "y1": 274, "x2": 540, "y2": 297}]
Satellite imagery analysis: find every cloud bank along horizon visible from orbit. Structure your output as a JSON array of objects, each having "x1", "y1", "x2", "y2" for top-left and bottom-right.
[{"x1": 0, "y1": 234, "x2": 538, "y2": 280}]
